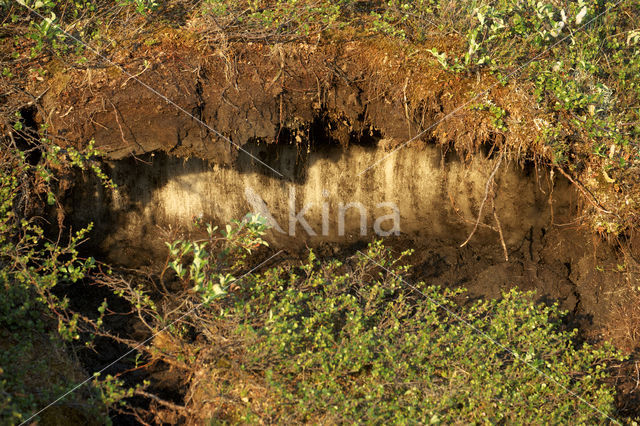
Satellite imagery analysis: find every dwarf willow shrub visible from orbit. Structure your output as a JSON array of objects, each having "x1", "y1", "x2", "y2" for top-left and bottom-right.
[
  {"x1": 219, "y1": 242, "x2": 622, "y2": 423},
  {"x1": 0, "y1": 143, "x2": 110, "y2": 424},
  {"x1": 105, "y1": 222, "x2": 624, "y2": 422}
]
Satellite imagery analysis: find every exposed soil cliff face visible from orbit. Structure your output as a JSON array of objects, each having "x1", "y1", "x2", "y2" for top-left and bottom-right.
[
  {"x1": 42, "y1": 39, "x2": 631, "y2": 341},
  {"x1": 66, "y1": 140, "x2": 625, "y2": 335},
  {"x1": 70, "y1": 143, "x2": 568, "y2": 259}
]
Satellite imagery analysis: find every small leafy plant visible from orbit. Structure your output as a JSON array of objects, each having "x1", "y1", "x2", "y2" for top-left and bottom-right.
[
  {"x1": 471, "y1": 101, "x2": 508, "y2": 131},
  {"x1": 165, "y1": 214, "x2": 269, "y2": 304}
]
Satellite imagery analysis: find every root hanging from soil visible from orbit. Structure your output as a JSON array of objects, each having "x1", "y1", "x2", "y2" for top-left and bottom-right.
[
  {"x1": 555, "y1": 166, "x2": 613, "y2": 216},
  {"x1": 493, "y1": 201, "x2": 509, "y2": 261},
  {"x1": 460, "y1": 150, "x2": 505, "y2": 249}
]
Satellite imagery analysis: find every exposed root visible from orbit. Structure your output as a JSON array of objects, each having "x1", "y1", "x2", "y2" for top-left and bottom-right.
[
  {"x1": 121, "y1": 60, "x2": 151, "y2": 88},
  {"x1": 460, "y1": 150, "x2": 504, "y2": 248},
  {"x1": 109, "y1": 100, "x2": 152, "y2": 164},
  {"x1": 134, "y1": 389, "x2": 189, "y2": 413},
  {"x1": 555, "y1": 166, "x2": 613, "y2": 216},
  {"x1": 493, "y1": 200, "x2": 509, "y2": 261},
  {"x1": 449, "y1": 193, "x2": 496, "y2": 232}
]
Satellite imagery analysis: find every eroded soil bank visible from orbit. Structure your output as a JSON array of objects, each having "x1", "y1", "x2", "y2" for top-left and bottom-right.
[
  {"x1": 65, "y1": 140, "x2": 626, "y2": 339},
  {"x1": 5, "y1": 1, "x2": 640, "y2": 421},
  {"x1": 37, "y1": 39, "x2": 637, "y2": 347},
  {"x1": 13, "y1": 32, "x2": 637, "y2": 423},
  {"x1": 71, "y1": 143, "x2": 567, "y2": 259}
]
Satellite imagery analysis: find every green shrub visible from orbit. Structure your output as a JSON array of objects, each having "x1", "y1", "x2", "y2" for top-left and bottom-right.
[
  {"x1": 191, "y1": 241, "x2": 623, "y2": 423},
  {"x1": 57, "y1": 214, "x2": 624, "y2": 423},
  {"x1": 0, "y1": 141, "x2": 111, "y2": 424}
]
